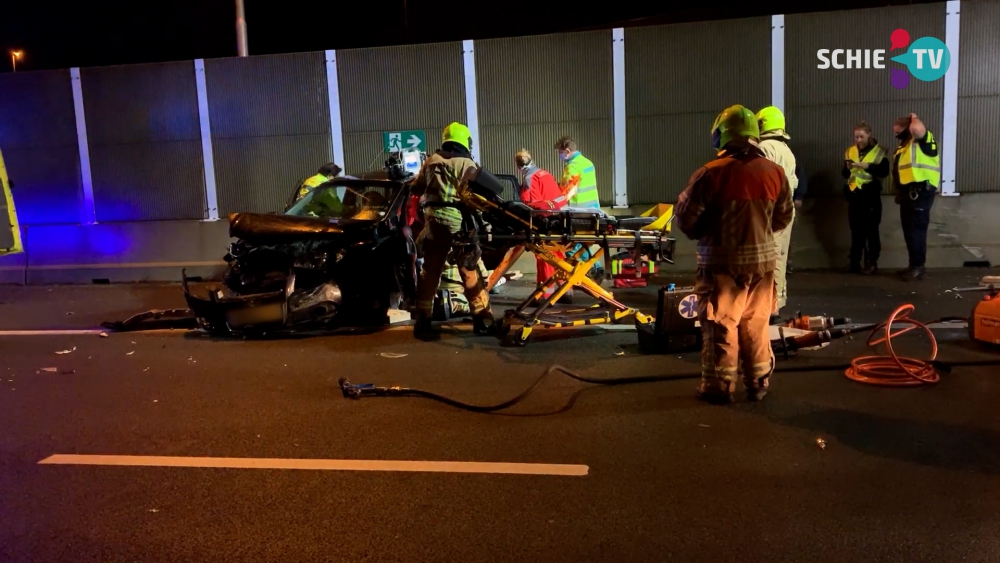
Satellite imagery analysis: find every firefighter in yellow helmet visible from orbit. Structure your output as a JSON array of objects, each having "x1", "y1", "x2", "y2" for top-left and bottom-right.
[
  {"x1": 410, "y1": 122, "x2": 495, "y2": 340},
  {"x1": 675, "y1": 105, "x2": 793, "y2": 404},
  {"x1": 755, "y1": 106, "x2": 798, "y2": 319}
]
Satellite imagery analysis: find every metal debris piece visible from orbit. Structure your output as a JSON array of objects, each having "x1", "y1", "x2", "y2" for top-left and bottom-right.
[
  {"x1": 380, "y1": 352, "x2": 408, "y2": 358},
  {"x1": 126, "y1": 351, "x2": 135, "y2": 356},
  {"x1": 143, "y1": 367, "x2": 150, "y2": 372},
  {"x1": 614, "y1": 350, "x2": 625, "y2": 356},
  {"x1": 99, "y1": 332, "x2": 109, "y2": 338},
  {"x1": 147, "y1": 509, "x2": 160, "y2": 513},
  {"x1": 66, "y1": 312, "x2": 74, "y2": 316},
  {"x1": 153, "y1": 400, "x2": 158, "y2": 403},
  {"x1": 40, "y1": 367, "x2": 58, "y2": 373},
  {"x1": 816, "y1": 437, "x2": 827, "y2": 449},
  {"x1": 698, "y1": 423, "x2": 711, "y2": 428},
  {"x1": 55, "y1": 348, "x2": 74, "y2": 355}
]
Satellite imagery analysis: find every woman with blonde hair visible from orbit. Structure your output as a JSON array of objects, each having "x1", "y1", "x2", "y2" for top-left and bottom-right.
[{"x1": 842, "y1": 120, "x2": 890, "y2": 274}]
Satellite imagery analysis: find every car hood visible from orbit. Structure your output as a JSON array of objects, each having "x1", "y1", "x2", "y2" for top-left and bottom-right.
[{"x1": 229, "y1": 212, "x2": 376, "y2": 244}]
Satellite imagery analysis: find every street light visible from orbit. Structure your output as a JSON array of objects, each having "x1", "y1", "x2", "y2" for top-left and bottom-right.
[{"x1": 11, "y1": 50, "x2": 22, "y2": 72}]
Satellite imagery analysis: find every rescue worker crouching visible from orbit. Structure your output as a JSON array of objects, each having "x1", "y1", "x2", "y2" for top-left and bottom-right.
[
  {"x1": 675, "y1": 105, "x2": 794, "y2": 404},
  {"x1": 892, "y1": 113, "x2": 940, "y2": 282},
  {"x1": 410, "y1": 122, "x2": 496, "y2": 340},
  {"x1": 842, "y1": 121, "x2": 889, "y2": 275},
  {"x1": 515, "y1": 149, "x2": 573, "y2": 304},
  {"x1": 755, "y1": 106, "x2": 798, "y2": 318}
]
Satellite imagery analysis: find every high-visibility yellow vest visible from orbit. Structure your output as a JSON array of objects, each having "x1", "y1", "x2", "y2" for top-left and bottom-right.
[
  {"x1": 297, "y1": 173, "x2": 329, "y2": 200},
  {"x1": 845, "y1": 144, "x2": 885, "y2": 191},
  {"x1": 0, "y1": 146, "x2": 23, "y2": 256},
  {"x1": 560, "y1": 152, "x2": 600, "y2": 208},
  {"x1": 895, "y1": 131, "x2": 941, "y2": 189}
]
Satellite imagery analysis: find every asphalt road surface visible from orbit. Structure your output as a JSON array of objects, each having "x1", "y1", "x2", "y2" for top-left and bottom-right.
[{"x1": 2, "y1": 270, "x2": 1000, "y2": 562}]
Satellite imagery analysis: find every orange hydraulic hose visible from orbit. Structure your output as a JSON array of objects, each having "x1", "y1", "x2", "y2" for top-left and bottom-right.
[{"x1": 845, "y1": 304, "x2": 940, "y2": 386}]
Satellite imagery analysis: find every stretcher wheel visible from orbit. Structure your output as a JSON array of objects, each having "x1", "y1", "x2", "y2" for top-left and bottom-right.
[{"x1": 514, "y1": 327, "x2": 531, "y2": 347}]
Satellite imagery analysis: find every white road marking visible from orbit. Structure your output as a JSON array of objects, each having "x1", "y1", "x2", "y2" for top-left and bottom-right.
[
  {"x1": 37, "y1": 454, "x2": 588, "y2": 476},
  {"x1": 0, "y1": 329, "x2": 109, "y2": 336}
]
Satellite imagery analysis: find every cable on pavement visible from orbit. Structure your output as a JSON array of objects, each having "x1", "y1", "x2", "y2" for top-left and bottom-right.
[{"x1": 846, "y1": 303, "x2": 942, "y2": 387}]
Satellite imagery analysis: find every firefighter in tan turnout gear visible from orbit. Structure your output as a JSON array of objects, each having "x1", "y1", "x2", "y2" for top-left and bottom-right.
[
  {"x1": 675, "y1": 105, "x2": 794, "y2": 404},
  {"x1": 410, "y1": 122, "x2": 496, "y2": 341}
]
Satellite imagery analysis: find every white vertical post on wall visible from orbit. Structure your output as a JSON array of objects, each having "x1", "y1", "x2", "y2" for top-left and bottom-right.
[
  {"x1": 941, "y1": 0, "x2": 961, "y2": 196},
  {"x1": 771, "y1": 15, "x2": 785, "y2": 113},
  {"x1": 194, "y1": 59, "x2": 220, "y2": 221},
  {"x1": 324, "y1": 50, "x2": 346, "y2": 170},
  {"x1": 612, "y1": 28, "x2": 628, "y2": 209},
  {"x1": 69, "y1": 68, "x2": 96, "y2": 225},
  {"x1": 462, "y1": 40, "x2": 481, "y2": 164}
]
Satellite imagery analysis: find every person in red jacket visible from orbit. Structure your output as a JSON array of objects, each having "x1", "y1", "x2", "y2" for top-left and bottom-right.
[{"x1": 515, "y1": 149, "x2": 572, "y2": 303}]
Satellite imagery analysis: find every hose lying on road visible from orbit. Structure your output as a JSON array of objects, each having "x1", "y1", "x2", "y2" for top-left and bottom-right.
[
  {"x1": 338, "y1": 359, "x2": 1000, "y2": 414},
  {"x1": 338, "y1": 301, "x2": 997, "y2": 412},
  {"x1": 845, "y1": 304, "x2": 951, "y2": 387}
]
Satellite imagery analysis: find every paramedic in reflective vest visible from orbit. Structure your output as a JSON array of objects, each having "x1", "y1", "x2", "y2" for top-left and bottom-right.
[
  {"x1": 675, "y1": 105, "x2": 793, "y2": 405},
  {"x1": 296, "y1": 163, "x2": 342, "y2": 201},
  {"x1": 515, "y1": 149, "x2": 572, "y2": 303},
  {"x1": 554, "y1": 135, "x2": 604, "y2": 278},
  {"x1": 842, "y1": 121, "x2": 889, "y2": 275},
  {"x1": 755, "y1": 107, "x2": 798, "y2": 318},
  {"x1": 892, "y1": 113, "x2": 940, "y2": 282},
  {"x1": 410, "y1": 122, "x2": 495, "y2": 340}
]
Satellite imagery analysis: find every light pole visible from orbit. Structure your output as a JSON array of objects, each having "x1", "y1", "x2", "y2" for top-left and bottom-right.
[
  {"x1": 236, "y1": 0, "x2": 248, "y2": 56},
  {"x1": 11, "y1": 50, "x2": 21, "y2": 72}
]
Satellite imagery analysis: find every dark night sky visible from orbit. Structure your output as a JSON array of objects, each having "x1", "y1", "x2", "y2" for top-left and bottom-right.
[{"x1": 1, "y1": 0, "x2": 942, "y2": 72}]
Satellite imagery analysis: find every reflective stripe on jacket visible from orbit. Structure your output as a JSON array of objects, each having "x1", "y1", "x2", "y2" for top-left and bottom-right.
[
  {"x1": 675, "y1": 143, "x2": 794, "y2": 275},
  {"x1": 845, "y1": 144, "x2": 886, "y2": 191},
  {"x1": 895, "y1": 131, "x2": 940, "y2": 189},
  {"x1": 560, "y1": 152, "x2": 599, "y2": 208},
  {"x1": 520, "y1": 166, "x2": 566, "y2": 210}
]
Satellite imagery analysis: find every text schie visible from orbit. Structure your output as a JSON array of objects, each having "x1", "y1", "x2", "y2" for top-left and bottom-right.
[{"x1": 816, "y1": 49, "x2": 886, "y2": 69}]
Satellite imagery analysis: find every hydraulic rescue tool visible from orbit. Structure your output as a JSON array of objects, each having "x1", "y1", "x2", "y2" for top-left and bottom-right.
[{"x1": 947, "y1": 278, "x2": 1000, "y2": 345}]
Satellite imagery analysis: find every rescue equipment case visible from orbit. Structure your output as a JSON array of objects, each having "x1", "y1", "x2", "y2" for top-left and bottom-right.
[{"x1": 636, "y1": 284, "x2": 702, "y2": 353}]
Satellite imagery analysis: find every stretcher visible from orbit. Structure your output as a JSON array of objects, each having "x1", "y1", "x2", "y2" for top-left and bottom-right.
[{"x1": 461, "y1": 169, "x2": 676, "y2": 346}]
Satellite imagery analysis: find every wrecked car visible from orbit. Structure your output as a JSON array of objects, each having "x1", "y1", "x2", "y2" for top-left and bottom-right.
[{"x1": 182, "y1": 165, "x2": 421, "y2": 335}]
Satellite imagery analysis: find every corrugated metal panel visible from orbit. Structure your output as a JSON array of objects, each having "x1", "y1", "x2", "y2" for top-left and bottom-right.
[
  {"x1": 336, "y1": 43, "x2": 466, "y2": 173},
  {"x1": 213, "y1": 135, "x2": 333, "y2": 214},
  {"x1": 205, "y1": 52, "x2": 330, "y2": 138},
  {"x1": 958, "y1": 0, "x2": 1000, "y2": 97},
  {"x1": 89, "y1": 142, "x2": 205, "y2": 222},
  {"x1": 956, "y1": 0, "x2": 1000, "y2": 193},
  {"x1": 205, "y1": 52, "x2": 333, "y2": 214},
  {"x1": 475, "y1": 31, "x2": 614, "y2": 204},
  {"x1": 787, "y1": 4, "x2": 945, "y2": 197},
  {"x1": 81, "y1": 62, "x2": 205, "y2": 221},
  {"x1": 625, "y1": 18, "x2": 771, "y2": 204},
  {"x1": 956, "y1": 95, "x2": 1000, "y2": 193},
  {"x1": 0, "y1": 70, "x2": 82, "y2": 225}
]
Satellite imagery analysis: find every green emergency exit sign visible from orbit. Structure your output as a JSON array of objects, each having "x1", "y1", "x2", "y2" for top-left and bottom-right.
[{"x1": 383, "y1": 130, "x2": 426, "y2": 153}]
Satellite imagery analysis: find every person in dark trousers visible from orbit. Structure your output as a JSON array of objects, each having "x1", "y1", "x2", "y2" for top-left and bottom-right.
[
  {"x1": 892, "y1": 113, "x2": 940, "y2": 281},
  {"x1": 842, "y1": 121, "x2": 890, "y2": 274}
]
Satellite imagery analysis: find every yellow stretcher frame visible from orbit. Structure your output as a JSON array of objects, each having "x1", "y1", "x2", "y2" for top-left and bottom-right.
[
  {"x1": 0, "y1": 147, "x2": 24, "y2": 256},
  {"x1": 459, "y1": 185, "x2": 673, "y2": 346}
]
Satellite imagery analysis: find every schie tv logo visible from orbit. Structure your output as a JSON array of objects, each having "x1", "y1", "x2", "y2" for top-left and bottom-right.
[{"x1": 816, "y1": 28, "x2": 951, "y2": 89}]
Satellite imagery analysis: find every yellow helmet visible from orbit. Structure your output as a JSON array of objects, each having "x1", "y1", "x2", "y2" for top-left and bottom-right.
[
  {"x1": 711, "y1": 105, "x2": 760, "y2": 151},
  {"x1": 756, "y1": 106, "x2": 786, "y2": 134},
  {"x1": 442, "y1": 122, "x2": 472, "y2": 150}
]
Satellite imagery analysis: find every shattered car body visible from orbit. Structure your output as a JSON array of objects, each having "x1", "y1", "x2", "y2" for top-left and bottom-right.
[{"x1": 183, "y1": 172, "x2": 421, "y2": 335}]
